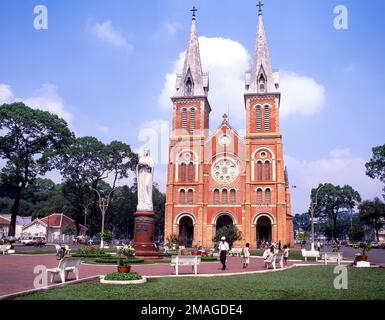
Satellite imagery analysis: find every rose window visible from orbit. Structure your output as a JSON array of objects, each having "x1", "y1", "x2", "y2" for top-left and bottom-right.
[{"x1": 212, "y1": 158, "x2": 238, "y2": 184}]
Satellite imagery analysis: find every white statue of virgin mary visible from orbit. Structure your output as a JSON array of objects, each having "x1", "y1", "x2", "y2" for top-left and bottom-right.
[{"x1": 136, "y1": 148, "x2": 154, "y2": 211}]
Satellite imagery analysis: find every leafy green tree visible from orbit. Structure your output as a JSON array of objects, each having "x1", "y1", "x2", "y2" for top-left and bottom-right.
[
  {"x1": 366, "y1": 144, "x2": 385, "y2": 199},
  {"x1": 57, "y1": 137, "x2": 138, "y2": 236},
  {"x1": 311, "y1": 183, "x2": 361, "y2": 239},
  {"x1": 359, "y1": 198, "x2": 385, "y2": 242},
  {"x1": 293, "y1": 213, "x2": 311, "y2": 232},
  {"x1": 0, "y1": 103, "x2": 74, "y2": 236},
  {"x1": 213, "y1": 225, "x2": 242, "y2": 248}
]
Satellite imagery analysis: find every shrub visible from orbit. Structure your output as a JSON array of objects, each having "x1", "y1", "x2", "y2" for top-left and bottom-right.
[
  {"x1": 99, "y1": 230, "x2": 113, "y2": 243},
  {"x1": 74, "y1": 246, "x2": 109, "y2": 257},
  {"x1": 118, "y1": 247, "x2": 136, "y2": 259},
  {"x1": 104, "y1": 272, "x2": 142, "y2": 281},
  {"x1": 94, "y1": 258, "x2": 145, "y2": 264}
]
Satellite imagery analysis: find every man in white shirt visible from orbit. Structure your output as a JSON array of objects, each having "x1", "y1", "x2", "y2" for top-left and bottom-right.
[{"x1": 218, "y1": 236, "x2": 230, "y2": 270}]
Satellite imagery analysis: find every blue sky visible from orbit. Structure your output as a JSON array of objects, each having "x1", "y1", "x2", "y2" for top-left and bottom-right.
[{"x1": 0, "y1": 0, "x2": 384, "y2": 214}]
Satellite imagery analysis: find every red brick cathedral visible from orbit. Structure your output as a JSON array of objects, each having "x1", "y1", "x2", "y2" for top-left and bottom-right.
[{"x1": 165, "y1": 6, "x2": 294, "y2": 248}]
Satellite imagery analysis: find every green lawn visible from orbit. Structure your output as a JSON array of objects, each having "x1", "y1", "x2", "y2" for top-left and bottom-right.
[{"x1": 16, "y1": 266, "x2": 385, "y2": 300}]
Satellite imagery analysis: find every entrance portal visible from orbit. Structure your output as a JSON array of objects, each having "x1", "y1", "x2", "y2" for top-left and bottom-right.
[
  {"x1": 179, "y1": 216, "x2": 194, "y2": 247},
  {"x1": 256, "y1": 216, "x2": 272, "y2": 244},
  {"x1": 216, "y1": 214, "x2": 234, "y2": 232}
]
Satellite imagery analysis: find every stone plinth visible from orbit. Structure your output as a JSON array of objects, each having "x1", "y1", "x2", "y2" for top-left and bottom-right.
[{"x1": 133, "y1": 210, "x2": 160, "y2": 259}]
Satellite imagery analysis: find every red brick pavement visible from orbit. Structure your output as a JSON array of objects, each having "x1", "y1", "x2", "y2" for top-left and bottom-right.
[{"x1": 0, "y1": 254, "x2": 297, "y2": 297}]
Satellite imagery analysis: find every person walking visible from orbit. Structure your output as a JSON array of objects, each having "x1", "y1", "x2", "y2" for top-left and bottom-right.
[
  {"x1": 242, "y1": 243, "x2": 250, "y2": 269},
  {"x1": 218, "y1": 236, "x2": 229, "y2": 270},
  {"x1": 316, "y1": 240, "x2": 321, "y2": 252}
]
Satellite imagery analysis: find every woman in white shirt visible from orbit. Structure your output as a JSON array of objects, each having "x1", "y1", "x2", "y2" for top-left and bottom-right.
[{"x1": 243, "y1": 243, "x2": 250, "y2": 268}]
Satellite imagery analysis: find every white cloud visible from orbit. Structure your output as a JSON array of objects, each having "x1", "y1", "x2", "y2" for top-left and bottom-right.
[
  {"x1": 285, "y1": 149, "x2": 383, "y2": 214},
  {"x1": 0, "y1": 84, "x2": 14, "y2": 104},
  {"x1": 19, "y1": 84, "x2": 72, "y2": 123},
  {"x1": 1, "y1": 83, "x2": 72, "y2": 123},
  {"x1": 158, "y1": 37, "x2": 326, "y2": 124},
  {"x1": 92, "y1": 20, "x2": 132, "y2": 51},
  {"x1": 158, "y1": 36, "x2": 250, "y2": 126},
  {"x1": 280, "y1": 71, "x2": 326, "y2": 117}
]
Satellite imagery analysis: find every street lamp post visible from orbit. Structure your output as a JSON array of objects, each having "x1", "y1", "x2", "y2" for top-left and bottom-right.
[
  {"x1": 89, "y1": 187, "x2": 115, "y2": 248},
  {"x1": 309, "y1": 185, "x2": 325, "y2": 251}
]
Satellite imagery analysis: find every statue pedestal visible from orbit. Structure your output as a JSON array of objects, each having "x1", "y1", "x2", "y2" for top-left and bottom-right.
[{"x1": 133, "y1": 210, "x2": 160, "y2": 260}]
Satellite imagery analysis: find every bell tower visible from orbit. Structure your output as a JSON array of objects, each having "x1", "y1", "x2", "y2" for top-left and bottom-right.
[{"x1": 244, "y1": 1, "x2": 294, "y2": 247}]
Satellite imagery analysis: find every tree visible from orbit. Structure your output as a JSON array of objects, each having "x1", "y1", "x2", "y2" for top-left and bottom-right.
[
  {"x1": 366, "y1": 144, "x2": 385, "y2": 199},
  {"x1": 293, "y1": 213, "x2": 310, "y2": 232},
  {"x1": 0, "y1": 103, "x2": 74, "y2": 236},
  {"x1": 57, "y1": 137, "x2": 138, "y2": 236},
  {"x1": 213, "y1": 225, "x2": 242, "y2": 248},
  {"x1": 359, "y1": 198, "x2": 385, "y2": 242},
  {"x1": 311, "y1": 183, "x2": 361, "y2": 239}
]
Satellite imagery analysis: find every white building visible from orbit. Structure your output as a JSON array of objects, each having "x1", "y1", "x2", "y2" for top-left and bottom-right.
[
  {"x1": 22, "y1": 213, "x2": 87, "y2": 243},
  {"x1": 0, "y1": 214, "x2": 32, "y2": 239}
]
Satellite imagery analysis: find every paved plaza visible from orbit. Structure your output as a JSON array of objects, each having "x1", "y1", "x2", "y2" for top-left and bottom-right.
[{"x1": 0, "y1": 254, "x2": 298, "y2": 298}]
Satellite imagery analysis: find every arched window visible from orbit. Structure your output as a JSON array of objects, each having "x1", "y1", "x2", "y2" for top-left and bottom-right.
[
  {"x1": 214, "y1": 189, "x2": 220, "y2": 204},
  {"x1": 187, "y1": 189, "x2": 194, "y2": 204},
  {"x1": 185, "y1": 77, "x2": 193, "y2": 96},
  {"x1": 257, "y1": 189, "x2": 263, "y2": 202},
  {"x1": 264, "y1": 106, "x2": 270, "y2": 130},
  {"x1": 190, "y1": 108, "x2": 195, "y2": 133},
  {"x1": 181, "y1": 163, "x2": 186, "y2": 182},
  {"x1": 257, "y1": 161, "x2": 263, "y2": 180},
  {"x1": 188, "y1": 162, "x2": 194, "y2": 182},
  {"x1": 222, "y1": 189, "x2": 228, "y2": 204},
  {"x1": 181, "y1": 108, "x2": 187, "y2": 131},
  {"x1": 258, "y1": 74, "x2": 266, "y2": 92},
  {"x1": 265, "y1": 161, "x2": 271, "y2": 180},
  {"x1": 179, "y1": 190, "x2": 185, "y2": 204},
  {"x1": 230, "y1": 189, "x2": 236, "y2": 204},
  {"x1": 256, "y1": 106, "x2": 262, "y2": 131},
  {"x1": 265, "y1": 189, "x2": 271, "y2": 203}
]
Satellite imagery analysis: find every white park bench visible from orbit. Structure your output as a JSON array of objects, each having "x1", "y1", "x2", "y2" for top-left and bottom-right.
[
  {"x1": 0, "y1": 245, "x2": 11, "y2": 255},
  {"x1": 170, "y1": 256, "x2": 201, "y2": 275},
  {"x1": 301, "y1": 249, "x2": 320, "y2": 262},
  {"x1": 322, "y1": 252, "x2": 343, "y2": 265},
  {"x1": 46, "y1": 258, "x2": 81, "y2": 283},
  {"x1": 230, "y1": 248, "x2": 243, "y2": 257},
  {"x1": 265, "y1": 254, "x2": 284, "y2": 270}
]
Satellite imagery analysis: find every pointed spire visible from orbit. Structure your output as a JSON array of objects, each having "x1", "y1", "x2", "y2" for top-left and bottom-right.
[
  {"x1": 174, "y1": 7, "x2": 209, "y2": 98},
  {"x1": 245, "y1": 2, "x2": 279, "y2": 94}
]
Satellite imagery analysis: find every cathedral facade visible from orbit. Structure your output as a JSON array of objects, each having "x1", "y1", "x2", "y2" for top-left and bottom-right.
[{"x1": 164, "y1": 6, "x2": 294, "y2": 248}]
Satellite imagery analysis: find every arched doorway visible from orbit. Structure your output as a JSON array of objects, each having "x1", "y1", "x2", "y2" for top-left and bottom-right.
[
  {"x1": 256, "y1": 216, "x2": 272, "y2": 244},
  {"x1": 216, "y1": 214, "x2": 234, "y2": 231},
  {"x1": 179, "y1": 216, "x2": 194, "y2": 247}
]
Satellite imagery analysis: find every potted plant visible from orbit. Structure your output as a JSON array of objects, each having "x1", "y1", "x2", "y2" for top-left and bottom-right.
[
  {"x1": 355, "y1": 242, "x2": 372, "y2": 263},
  {"x1": 116, "y1": 247, "x2": 136, "y2": 273},
  {"x1": 117, "y1": 256, "x2": 131, "y2": 273}
]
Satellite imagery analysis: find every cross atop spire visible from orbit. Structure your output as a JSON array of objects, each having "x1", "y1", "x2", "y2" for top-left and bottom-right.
[
  {"x1": 191, "y1": 6, "x2": 198, "y2": 20},
  {"x1": 174, "y1": 7, "x2": 209, "y2": 98},
  {"x1": 245, "y1": 1, "x2": 280, "y2": 94},
  {"x1": 257, "y1": 1, "x2": 264, "y2": 15}
]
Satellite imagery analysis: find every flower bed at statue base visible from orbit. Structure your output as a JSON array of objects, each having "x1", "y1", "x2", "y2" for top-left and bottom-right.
[{"x1": 100, "y1": 272, "x2": 147, "y2": 285}]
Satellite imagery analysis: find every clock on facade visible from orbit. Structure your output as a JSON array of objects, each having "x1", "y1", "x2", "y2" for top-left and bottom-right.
[
  {"x1": 219, "y1": 134, "x2": 231, "y2": 146},
  {"x1": 212, "y1": 158, "x2": 238, "y2": 184}
]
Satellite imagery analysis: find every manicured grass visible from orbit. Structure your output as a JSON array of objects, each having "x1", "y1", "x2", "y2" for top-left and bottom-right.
[
  {"x1": 14, "y1": 250, "x2": 57, "y2": 255},
  {"x1": 16, "y1": 266, "x2": 385, "y2": 300}
]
